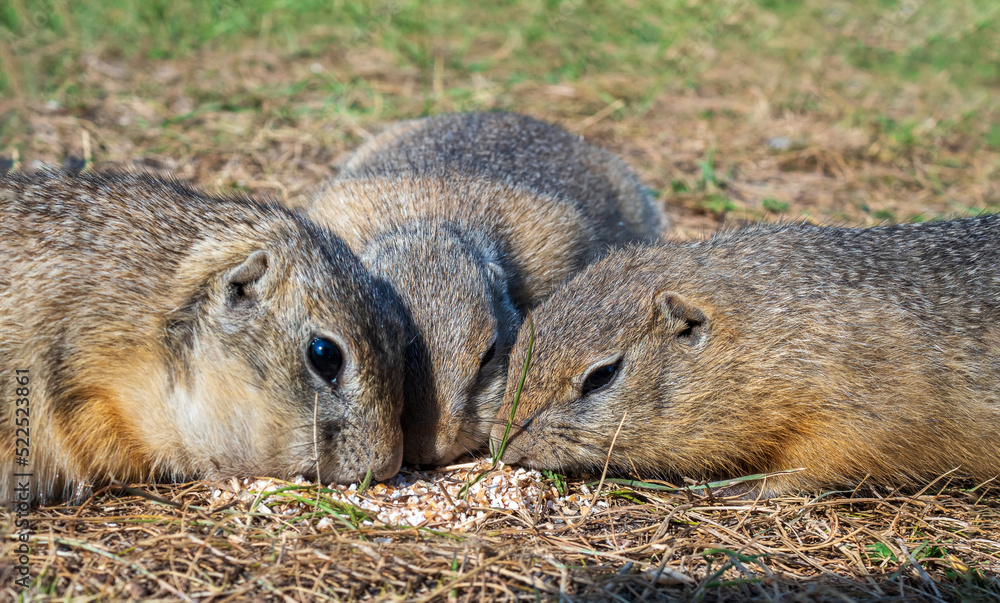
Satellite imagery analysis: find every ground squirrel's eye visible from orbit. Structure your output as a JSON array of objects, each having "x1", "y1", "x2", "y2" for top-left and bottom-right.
[
  {"x1": 308, "y1": 337, "x2": 343, "y2": 385},
  {"x1": 581, "y1": 360, "x2": 620, "y2": 396},
  {"x1": 479, "y1": 339, "x2": 497, "y2": 370}
]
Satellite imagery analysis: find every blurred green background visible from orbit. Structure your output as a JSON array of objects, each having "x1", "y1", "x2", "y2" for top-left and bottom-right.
[
  {"x1": 2, "y1": 0, "x2": 998, "y2": 228},
  {"x1": 4, "y1": 1, "x2": 999, "y2": 102}
]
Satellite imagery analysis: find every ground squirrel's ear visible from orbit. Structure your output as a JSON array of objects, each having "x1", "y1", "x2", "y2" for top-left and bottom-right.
[
  {"x1": 651, "y1": 289, "x2": 708, "y2": 343},
  {"x1": 224, "y1": 250, "x2": 278, "y2": 304}
]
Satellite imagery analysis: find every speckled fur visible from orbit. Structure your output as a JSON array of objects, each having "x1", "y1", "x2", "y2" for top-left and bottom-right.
[
  {"x1": 1, "y1": 169, "x2": 407, "y2": 504},
  {"x1": 494, "y1": 216, "x2": 1000, "y2": 496},
  {"x1": 306, "y1": 112, "x2": 666, "y2": 465}
]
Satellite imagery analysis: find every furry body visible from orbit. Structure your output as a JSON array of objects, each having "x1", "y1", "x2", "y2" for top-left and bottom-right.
[
  {"x1": 495, "y1": 216, "x2": 1000, "y2": 495},
  {"x1": 307, "y1": 112, "x2": 666, "y2": 465},
  {"x1": 1, "y1": 169, "x2": 407, "y2": 503}
]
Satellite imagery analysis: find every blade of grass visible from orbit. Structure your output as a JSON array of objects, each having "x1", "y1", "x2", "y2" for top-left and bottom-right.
[
  {"x1": 573, "y1": 410, "x2": 627, "y2": 526},
  {"x1": 312, "y1": 392, "x2": 322, "y2": 519},
  {"x1": 492, "y1": 316, "x2": 534, "y2": 465},
  {"x1": 459, "y1": 317, "x2": 535, "y2": 499},
  {"x1": 358, "y1": 468, "x2": 373, "y2": 496},
  {"x1": 595, "y1": 468, "x2": 805, "y2": 493}
]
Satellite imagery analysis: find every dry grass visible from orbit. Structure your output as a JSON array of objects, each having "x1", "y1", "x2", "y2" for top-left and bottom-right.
[
  {"x1": 3, "y1": 473, "x2": 999, "y2": 601},
  {"x1": 3, "y1": 2, "x2": 1000, "y2": 600},
  {"x1": 3, "y1": 16, "x2": 999, "y2": 236}
]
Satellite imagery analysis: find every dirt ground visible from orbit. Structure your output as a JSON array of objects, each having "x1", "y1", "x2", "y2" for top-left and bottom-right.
[
  {"x1": 3, "y1": 11, "x2": 1000, "y2": 602},
  {"x1": 4, "y1": 37, "x2": 998, "y2": 239}
]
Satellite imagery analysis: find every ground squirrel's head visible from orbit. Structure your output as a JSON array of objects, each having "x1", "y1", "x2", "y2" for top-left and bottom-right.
[
  {"x1": 491, "y1": 246, "x2": 754, "y2": 480},
  {"x1": 363, "y1": 222, "x2": 520, "y2": 466},
  {"x1": 155, "y1": 220, "x2": 407, "y2": 484}
]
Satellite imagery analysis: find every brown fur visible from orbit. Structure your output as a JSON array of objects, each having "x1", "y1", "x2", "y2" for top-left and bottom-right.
[
  {"x1": 493, "y1": 216, "x2": 1000, "y2": 496},
  {"x1": 306, "y1": 112, "x2": 666, "y2": 465},
  {"x1": 1, "y1": 169, "x2": 408, "y2": 504}
]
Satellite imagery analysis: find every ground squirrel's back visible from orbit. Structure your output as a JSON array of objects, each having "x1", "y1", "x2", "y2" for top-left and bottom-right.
[
  {"x1": 495, "y1": 216, "x2": 1000, "y2": 496},
  {"x1": 338, "y1": 111, "x2": 665, "y2": 247},
  {"x1": 1, "y1": 169, "x2": 407, "y2": 503},
  {"x1": 307, "y1": 111, "x2": 666, "y2": 466}
]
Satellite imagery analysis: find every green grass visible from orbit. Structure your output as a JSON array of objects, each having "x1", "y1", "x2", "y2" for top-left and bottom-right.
[
  {"x1": 4, "y1": 1, "x2": 999, "y2": 113},
  {"x1": 489, "y1": 317, "x2": 533, "y2": 465},
  {"x1": 542, "y1": 469, "x2": 568, "y2": 496},
  {"x1": 762, "y1": 198, "x2": 790, "y2": 213},
  {"x1": 458, "y1": 318, "x2": 534, "y2": 499},
  {"x1": 1, "y1": 1, "x2": 996, "y2": 219},
  {"x1": 700, "y1": 194, "x2": 738, "y2": 216}
]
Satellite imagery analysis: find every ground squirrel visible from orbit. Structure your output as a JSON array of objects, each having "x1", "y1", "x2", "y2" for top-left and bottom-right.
[
  {"x1": 306, "y1": 112, "x2": 666, "y2": 465},
  {"x1": 493, "y1": 216, "x2": 1000, "y2": 496},
  {"x1": 1, "y1": 169, "x2": 407, "y2": 504}
]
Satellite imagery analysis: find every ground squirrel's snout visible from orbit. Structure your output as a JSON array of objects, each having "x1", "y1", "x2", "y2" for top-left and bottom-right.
[
  {"x1": 313, "y1": 416, "x2": 403, "y2": 484},
  {"x1": 400, "y1": 419, "x2": 439, "y2": 465},
  {"x1": 370, "y1": 438, "x2": 404, "y2": 481},
  {"x1": 373, "y1": 230, "x2": 513, "y2": 468},
  {"x1": 372, "y1": 463, "x2": 401, "y2": 482},
  {"x1": 401, "y1": 405, "x2": 480, "y2": 466},
  {"x1": 497, "y1": 447, "x2": 525, "y2": 467}
]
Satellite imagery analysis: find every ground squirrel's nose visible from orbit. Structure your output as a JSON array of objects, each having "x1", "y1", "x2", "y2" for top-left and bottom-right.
[
  {"x1": 370, "y1": 431, "x2": 404, "y2": 481},
  {"x1": 402, "y1": 420, "x2": 451, "y2": 465},
  {"x1": 371, "y1": 450, "x2": 403, "y2": 481},
  {"x1": 497, "y1": 444, "x2": 524, "y2": 466}
]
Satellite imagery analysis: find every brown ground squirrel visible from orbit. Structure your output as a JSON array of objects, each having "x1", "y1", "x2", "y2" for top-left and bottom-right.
[
  {"x1": 493, "y1": 216, "x2": 1000, "y2": 496},
  {"x1": 1, "y1": 169, "x2": 408, "y2": 504},
  {"x1": 306, "y1": 112, "x2": 666, "y2": 465}
]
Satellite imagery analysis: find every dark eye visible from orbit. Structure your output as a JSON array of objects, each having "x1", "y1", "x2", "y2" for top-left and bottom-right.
[
  {"x1": 581, "y1": 360, "x2": 620, "y2": 396},
  {"x1": 308, "y1": 337, "x2": 343, "y2": 384},
  {"x1": 479, "y1": 339, "x2": 497, "y2": 370}
]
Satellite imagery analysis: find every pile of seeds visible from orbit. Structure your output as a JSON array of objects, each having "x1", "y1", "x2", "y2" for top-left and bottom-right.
[{"x1": 212, "y1": 460, "x2": 608, "y2": 532}]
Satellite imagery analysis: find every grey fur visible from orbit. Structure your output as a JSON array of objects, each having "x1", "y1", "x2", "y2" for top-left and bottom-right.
[{"x1": 307, "y1": 111, "x2": 666, "y2": 465}]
